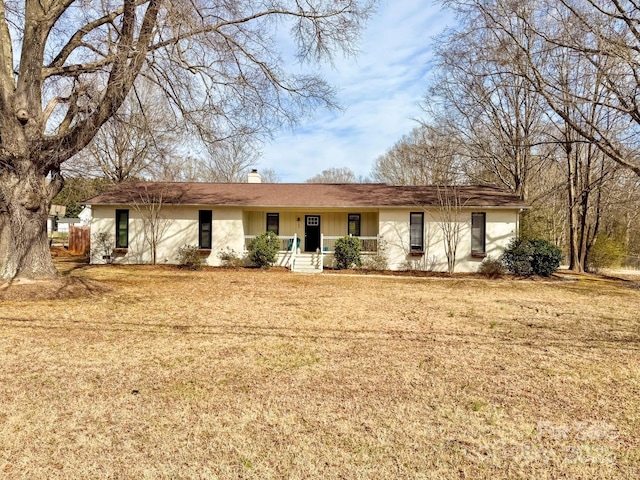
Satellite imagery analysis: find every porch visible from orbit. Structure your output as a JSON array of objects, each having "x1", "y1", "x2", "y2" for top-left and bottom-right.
[
  {"x1": 243, "y1": 234, "x2": 381, "y2": 273},
  {"x1": 242, "y1": 209, "x2": 379, "y2": 271}
]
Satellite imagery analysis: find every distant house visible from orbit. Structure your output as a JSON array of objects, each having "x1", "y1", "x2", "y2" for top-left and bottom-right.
[
  {"x1": 56, "y1": 217, "x2": 81, "y2": 234},
  {"x1": 85, "y1": 176, "x2": 528, "y2": 273},
  {"x1": 78, "y1": 206, "x2": 92, "y2": 226}
]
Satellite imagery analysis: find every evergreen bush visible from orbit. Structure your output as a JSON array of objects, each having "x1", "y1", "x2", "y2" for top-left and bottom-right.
[
  {"x1": 334, "y1": 236, "x2": 362, "y2": 269},
  {"x1": 248, "y1": 231, "x2": 280, "y2": 269},
  {"x1": 502, "y1": 238, "x2": 561, "y2": 277}
]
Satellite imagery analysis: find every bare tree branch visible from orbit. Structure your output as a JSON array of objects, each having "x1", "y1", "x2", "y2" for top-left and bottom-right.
[{"x1": 0, "y1": 0, "x2": 374, "y2": 279}]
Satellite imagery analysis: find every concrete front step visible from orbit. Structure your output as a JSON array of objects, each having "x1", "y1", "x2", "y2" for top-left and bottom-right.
[
  {"x1": 292, "y1": 254, "x2": 323, "y2": 273},
  {"x1": 294, "y1": 268, "x2": 322, "y2": 274}
]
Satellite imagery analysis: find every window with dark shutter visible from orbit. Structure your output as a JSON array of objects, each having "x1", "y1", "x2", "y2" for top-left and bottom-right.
[
  {"x1": 266, "y1": 213, "x2": 279, "y2": 235},
  {"x1": 199, "y1": 210, "x2": 212, "y2": 249},
  {"x1": 115, "y1": 209, "x2": 129, "y2": 248},
  {"x1": 409, "y1": 212, "x2": 424, "y2": 252},
  {"x1": 471, "y1": 212, "x2": 486, "y2": 255},
  {"x1": 348, "y1": 213, "x2": 361, "y2": 236}
]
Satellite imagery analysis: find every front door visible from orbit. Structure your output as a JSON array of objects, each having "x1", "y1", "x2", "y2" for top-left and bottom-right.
[{"x1": 305, "y1": 215, "x2": 321, "y2": 252}]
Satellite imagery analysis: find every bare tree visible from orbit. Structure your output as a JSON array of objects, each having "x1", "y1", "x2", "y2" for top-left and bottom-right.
[
  {"x1": 0, "y1": 0, "x2": 374, "y2": 280},
  {"x1": 467, "y1": 0, "x2": 640, "y2": 177},
  {"x1": 433, "y1": 186, "x2": 465, "y2": 274},
  {"x1": 425, "y1": 4, "x2": 552, "y2": 202},
  {"x1": 520, "y1": 162, "x2": 568, "y2": 246},
  {"x1": 259, "y1": 168, "x2": 280, "y2": 183},
  {"x1": 155, "y1": 149, "x2": 280, "y2": 183},
  {"x1": 371, "y1": 125, "x2": 462, "y2": 186},
  {"x1": 155, "y1": 156, "x2": 208, "y2": 182},
  {"x1": 200, "y1": 137, "x2": 260, "y2": 182},
  {"x1": 431, "y1": 0, "x2": 640, "y2": 271},
  {"x1": 64, "y1": 83, "x2": 179, "y2": 182},
  {"x1": 131, "y1": 186, "x2": 172, "y2": 265},
  {"x1": 306, "y1": 167, "x2": 359, "y2": 183},
  {"x1": 548, "y1": 47, "x2": 621, "y2": 272}
]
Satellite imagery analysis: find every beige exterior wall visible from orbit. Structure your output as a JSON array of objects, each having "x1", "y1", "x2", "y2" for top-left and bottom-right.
[
  {"x1": 91, "y1": 204, "x2": 519, "y2": 272},
  {"x1": 244, "y1": 209, "x2": 378, "y2": 252},
  {"x1": 90, "y1": 205, "x2": 244, "y2": 266},
  {"x1": 379, "y1": 208, "x2": 519, "y2": 272}
]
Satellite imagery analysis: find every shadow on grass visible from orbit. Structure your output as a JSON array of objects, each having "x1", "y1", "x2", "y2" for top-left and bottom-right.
[{"x1": 51, "y1": 247, "x2": 91, "y2": 276}]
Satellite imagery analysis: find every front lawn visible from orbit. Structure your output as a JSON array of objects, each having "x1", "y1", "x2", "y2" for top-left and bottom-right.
[{"x1": 1, "y1": 264, "x2": 638, "y2": 478}]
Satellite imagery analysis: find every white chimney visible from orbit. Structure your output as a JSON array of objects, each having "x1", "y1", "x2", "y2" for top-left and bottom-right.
[{"x1": 247, "y1": 169, "x2": 262, "y2": 183}]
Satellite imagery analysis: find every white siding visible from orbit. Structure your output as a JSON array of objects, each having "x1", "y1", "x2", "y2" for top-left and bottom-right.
[
  {"x1": 210, "y1": 208, "x2": 245, "y2": 265},
  {"x1": 380, "y1": 208, "x2": 519, "y2": 273},
  {"x1": 90, "y1": 205, "x2": 244, "y2": 266},
  {"x1": 91, "y1": 204, "x2": 519, "y2": 272}
]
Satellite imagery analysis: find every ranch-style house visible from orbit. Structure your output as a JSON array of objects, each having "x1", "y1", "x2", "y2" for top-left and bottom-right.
[{"x1": 85, "y1": 173, "x2": 528, "y2": 273}]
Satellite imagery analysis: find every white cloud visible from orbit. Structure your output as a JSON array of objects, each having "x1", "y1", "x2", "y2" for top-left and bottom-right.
[{"x1": 259, "y1": 1, "x2": 454, "y2": 182}]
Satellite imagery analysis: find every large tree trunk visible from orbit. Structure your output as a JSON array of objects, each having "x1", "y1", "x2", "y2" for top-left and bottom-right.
[{"x1": 0, "y1": 164, "x2": 62, "y2": 281}]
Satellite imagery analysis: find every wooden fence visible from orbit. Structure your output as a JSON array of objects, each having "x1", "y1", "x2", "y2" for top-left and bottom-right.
[{"x1": 69, "y1": 225, "x2": 90, "y2": 255}]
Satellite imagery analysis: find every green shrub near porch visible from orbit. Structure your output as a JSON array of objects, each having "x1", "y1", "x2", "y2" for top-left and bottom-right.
[
  {"x1": 334, "y1": 236, "x2": 362, "y2": 269},
  {"x1": 248, "y1": 231, "x2": 280, "y2": 269}
]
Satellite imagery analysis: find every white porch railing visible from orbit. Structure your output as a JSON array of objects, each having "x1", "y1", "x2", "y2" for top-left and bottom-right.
[
  {"x1": 321, "y1": 235, "x2": 379, "y2": 253},
  {"x1": 244, "y1": 234, "x2": 379, "y2": 253},
  {"x1": 244, "y1": 235, "x2": 299, "y2": 252},
  {"x1": 290, "y1": 233, "x2": 297, "y2": 271},
  {"x1": 243, "y1": 233, "x2": 379, "y2": 271}
]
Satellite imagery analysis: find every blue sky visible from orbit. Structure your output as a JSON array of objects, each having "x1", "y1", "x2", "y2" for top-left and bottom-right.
[{"x1": 258, "y1": 1, "x2": 454, "y2": 182}]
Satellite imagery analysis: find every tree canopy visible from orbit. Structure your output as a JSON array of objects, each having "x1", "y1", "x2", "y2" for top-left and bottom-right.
[
  {"x1": 306, "y1": 167, "x2": 362, "y2": 183},
  {"x1": 374, "y1": 0, "x2": 640, "y2": 273},
  {"x1": 0, "y1": 0, "x2": 374, "y2": 280}
]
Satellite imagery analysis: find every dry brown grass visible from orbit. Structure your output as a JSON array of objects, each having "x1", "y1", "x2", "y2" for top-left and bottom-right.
[{"x1": 1, "y1": 259, "x2": 639, "y2": 479}]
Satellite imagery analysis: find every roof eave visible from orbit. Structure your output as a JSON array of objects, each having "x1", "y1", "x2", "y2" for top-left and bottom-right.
[{"x1": 87, "y1": 202, "x2": 530, "y2": 209}]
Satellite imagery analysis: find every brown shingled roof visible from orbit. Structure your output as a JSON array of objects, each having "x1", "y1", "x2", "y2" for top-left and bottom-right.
[{"x1": 85, "y1": 182, "x2": 529, "y2": 209}]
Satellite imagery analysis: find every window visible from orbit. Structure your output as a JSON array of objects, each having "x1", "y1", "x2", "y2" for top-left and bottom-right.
[
  {"x1": 471, "y1": 212, "x2": 486, "y2": 255},
  {"x1": 348, "y1": 213, "x2": 361, "y2": 236},
  {"x1": 199, "y1": 210, "x2": 212, "y2": 249},
  {"x1": 115, "y1": 209, "x2": 129, "y2": 248},
  {"x1": 266, "y1": 213, "x2": 279, "y2": 235},
  {"x1": 409, "y1": 212, "x2": 424, "y2": 252}
]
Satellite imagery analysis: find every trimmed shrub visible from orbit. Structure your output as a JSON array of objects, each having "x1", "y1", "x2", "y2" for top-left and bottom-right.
[
  {"x1": 477, "y1": 256, "x2": 505, "y2": 278},
  {"x1": 528, "y1": 239, "x2": 563, "y2": 276},
  {"x1": 177, "y1": 245, "x2": 204, "y2": 270},
  {"x1": 248, "y1": 231, "x2": 280, "y2": 269},
  {"x1": 502, "y1": 238, "x2": 561, "y2": 277},
  {"x1": 502, "y1": 239, "x2": 534, "y2": 276},
  {"x1": 334, "y1": 236, "x2": 362, "y2": 269},
  {"x1": 587, "y1": 235, "x2": 625, "y2": 273},
  {"x1": 218, "y1": 248, "x2": 245, "y2": 268}
]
